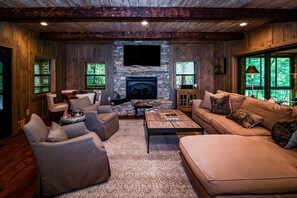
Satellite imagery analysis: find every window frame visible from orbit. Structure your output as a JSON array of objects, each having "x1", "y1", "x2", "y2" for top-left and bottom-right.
[
  {"x1": 34, "y1": 56, "x2": 51, "y2": 95},
  {"x1": 85, "y1": 61, "x2": 106, "y2": 89},
  {"x1": 238, "y1": 47, "x2": 295, "y2": 101},
  {"x1": 175, "y1": 61, "x2": 196, "y2": 89}
]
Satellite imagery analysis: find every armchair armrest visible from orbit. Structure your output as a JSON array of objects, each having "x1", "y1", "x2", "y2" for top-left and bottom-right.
[
  {"x1": 98, "y1": 105, "x2": 113, "y2": 113},
  {"x1": 192, "y1": 99, "x2": 202, "y2": 111},
  {"x1": 62, "y1": 122, "x2": 91, "y2": 139}
]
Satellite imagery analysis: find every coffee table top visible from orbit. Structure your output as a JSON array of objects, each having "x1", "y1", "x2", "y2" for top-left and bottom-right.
[{"x1": 145, "y1": 109, "x2": 200, "y2": 130}]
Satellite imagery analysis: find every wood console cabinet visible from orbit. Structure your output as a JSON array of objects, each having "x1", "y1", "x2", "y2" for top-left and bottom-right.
[{"x1": 176, "y1": 88, "x2": 200, "y2": 112}]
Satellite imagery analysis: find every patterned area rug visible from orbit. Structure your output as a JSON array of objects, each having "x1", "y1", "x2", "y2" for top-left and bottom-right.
[{"x1": 58, "y1": 119, "x2": 198, "y2": 198}]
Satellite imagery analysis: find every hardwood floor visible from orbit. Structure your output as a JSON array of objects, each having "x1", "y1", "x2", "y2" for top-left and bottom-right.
[{"x1": 0, "y1": 132, "x2": 38, "y2": 198}]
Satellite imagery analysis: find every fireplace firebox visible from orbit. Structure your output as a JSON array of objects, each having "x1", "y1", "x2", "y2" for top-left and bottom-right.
[{"x1": 126, "y1": 77, "x2": 157, "y2": 99}]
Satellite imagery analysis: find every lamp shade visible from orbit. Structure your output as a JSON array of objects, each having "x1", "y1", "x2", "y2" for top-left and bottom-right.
[{"x1": 245, "y1": 65, "x2": 259, "y2": 74}]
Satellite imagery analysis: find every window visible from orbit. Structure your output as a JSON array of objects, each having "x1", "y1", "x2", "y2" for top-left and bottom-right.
[
  {"x1": 34, "y1": 56, "x2": 50, "y2": 94},
  {"x1": 270, "y1": 57, "x2": 292, "y2": 101},
  {"x1": 239, "y1": 48, "x2": 295, "y2": 103},
  {"x1": 175, "y1": 62, "x2": 195, "y2": 88},
  {"x1": 85, "y1": 62, "x2": 106, "y2": 89}
]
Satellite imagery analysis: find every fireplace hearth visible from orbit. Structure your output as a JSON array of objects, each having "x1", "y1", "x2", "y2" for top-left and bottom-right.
[{"x1": 126, "y1": 77, "x2": 157, "y2": 99}]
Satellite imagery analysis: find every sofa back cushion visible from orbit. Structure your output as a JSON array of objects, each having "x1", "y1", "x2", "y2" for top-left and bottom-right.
[
  {"x1": 216, "y1": 90, "x2": 245, "y2": 112},
  {"x1": 240, "y1": 97, "x2": 292, "y2": 130},
  {"x1": 70, "y1": 96, "x2": 92, "y2": 110},
  {"x1": 200, "y1": 91, "x2": 227, "y2": 110},
  {"x1": 22, "y1": 114, "x2": 49, "y2": 143}
]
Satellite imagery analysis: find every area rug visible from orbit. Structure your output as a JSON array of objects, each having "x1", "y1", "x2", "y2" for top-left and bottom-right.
[{"x1": 58, "y1": 119, "x2": 198, "y2": 198}]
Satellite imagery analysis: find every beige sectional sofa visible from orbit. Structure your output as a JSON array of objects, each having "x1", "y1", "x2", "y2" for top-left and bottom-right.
[{"x1": 179, "y1": 91, "x2": 297, "y2": 197}]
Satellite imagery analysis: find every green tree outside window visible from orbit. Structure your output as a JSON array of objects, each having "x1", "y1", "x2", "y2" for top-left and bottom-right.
[
  {"x1": 175, "y1": 62, "x2": 195, "y2": 88},
  {"x1": 85, "y1": 62, "x2": 106, "y2": 89},
  {"x1": 34, "y1": 57, "x2": 50, "y2": 94}
]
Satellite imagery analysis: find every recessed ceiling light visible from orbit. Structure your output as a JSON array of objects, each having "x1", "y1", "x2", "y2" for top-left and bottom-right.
[
  {"x1": 40, "y1": 22, "x2": 48, "y2": 26},
  {"x1": 239, "y1": 22, "x2": 247, "y2": 27},
  {"x1": 141, "y1": 20, "x2": 148, "y2": 26}
]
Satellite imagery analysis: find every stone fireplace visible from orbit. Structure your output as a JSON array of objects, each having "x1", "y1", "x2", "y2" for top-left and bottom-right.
[
  {"x1": 113, "y1": 41, "x2": 170, "y2": 99},
  {"x1": 126, "y1": 77, "x2": 157, "y2": 99}
]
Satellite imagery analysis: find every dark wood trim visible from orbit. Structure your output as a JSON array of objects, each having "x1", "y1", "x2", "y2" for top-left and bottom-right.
[
  {"x1": 0, "y1": 7, "x2": 296, "y2": 22},
  {"x1": 39, "y1": 31, "x2": 244, "y2": 41}
]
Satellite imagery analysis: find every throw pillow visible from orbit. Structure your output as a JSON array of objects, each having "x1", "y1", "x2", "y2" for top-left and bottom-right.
[
  {"x1": 200, "y1": 91, "x2": 227, "y2": 110},
  {"x1": 210, "y1": 95, "x2": 231, "y2": 115},
  {"x1": 272, "y1": 120, "x2": 297, "y2": 148},
  {"x1": 227, "y1": 109, "x2": 264, "y2": 129},
  {"x1": 47, "y1": 122, "x2": 68, "y2": 142}
]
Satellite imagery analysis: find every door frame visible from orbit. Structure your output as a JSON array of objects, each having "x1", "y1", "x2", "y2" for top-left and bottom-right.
[{"x1": 0, "y1": 42, "x2": 18, "y2": 135}]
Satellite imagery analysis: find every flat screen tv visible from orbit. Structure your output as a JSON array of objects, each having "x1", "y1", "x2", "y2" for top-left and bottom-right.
[{"x1": 124, "y1": 45, "x2": 161, "y2": 66}]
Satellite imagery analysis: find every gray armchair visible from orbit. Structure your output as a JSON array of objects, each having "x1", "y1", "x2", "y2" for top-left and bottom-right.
[
  {"x1": 70, "y1": 96, "x2": 119, "y2": 141},
  {"x1": 22, "y1": 114, "x2": 110, "y2": 197}
]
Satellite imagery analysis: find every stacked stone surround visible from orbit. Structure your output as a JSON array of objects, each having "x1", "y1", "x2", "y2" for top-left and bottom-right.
[
  {"x1": 112, "y1": 41, "x2": 171, "y2": 116},
  {"x1": 113, "y1": 40, "x2": 170, "y2": 99},
  {"x1": 112, "y1": 99, "x2": 173, "y2": 116}
]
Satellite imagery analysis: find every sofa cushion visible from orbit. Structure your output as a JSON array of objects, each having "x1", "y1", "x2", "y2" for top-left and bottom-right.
[
  {"x1": 291, "y1": 107, "x2": 297, "y2": 119},
  {"x1": 22, "y1": 114, "x2": 49, "y2": 143},
  {"x1": 210, "y1": 95, "x2": 231, "y2": 115},
  {"x1": 200, "y1": 91, "x2": 227, "y2": 110},
  {"x1": 179, "y1": 135, "x2": 297, "y2": 195},
  {"x1": 226, "y1": 109, "x2": 264, "y2": 129},
  {"x1": 211, "y1": 113, "x2": 271, "y2": 136},
  {"x1": 81, "y1": 104, "x2": 98, "y2": 111},
  {"x1": 193, "y1": 108, "x2": 213, "y2": 125},
  {"x1": 47, "y1": 122, "x2": 68, "y2": 142},
  {"x1": 272, "y1": 120, "x2": 297, "y2": 148},
  {"x1": 70, "y1": 96, "x2": 92, "y2": 110},
  {"x1": 216, "y1": 90, "x2": 246, "y2": 112},
  {"x1": 240, "y1": 97, "x2": 292, "y2": 130},
  {"x1": 98, "y1": 112, "x2": 118, "y2": 124}
]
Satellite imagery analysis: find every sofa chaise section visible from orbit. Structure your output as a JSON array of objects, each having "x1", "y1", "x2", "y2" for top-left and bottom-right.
[{"x1": 179, "y1": 135, "x2": 297, "y2": 197}]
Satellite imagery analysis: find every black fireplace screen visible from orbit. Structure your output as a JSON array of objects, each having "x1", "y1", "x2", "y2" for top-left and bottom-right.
[{"x1": 126, "y1": 77, "x2": 157, "y2": 99}]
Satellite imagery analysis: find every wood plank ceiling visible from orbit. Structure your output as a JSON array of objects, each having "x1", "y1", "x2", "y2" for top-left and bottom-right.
[{"x1": 0, "y1": 0, "x2": 297, "y2": 41}]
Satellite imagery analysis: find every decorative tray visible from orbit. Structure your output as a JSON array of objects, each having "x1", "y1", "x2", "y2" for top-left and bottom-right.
[{"x1": 159, "y1": 111, "x2": 180, "y2": 121}]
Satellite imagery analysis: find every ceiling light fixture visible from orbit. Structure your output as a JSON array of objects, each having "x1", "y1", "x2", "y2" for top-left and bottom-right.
[
  {"x1": 239, "y1": 22, "x2": 247, "y2": 27},
  {"x1": 141, "y1": 20, "x2": 148, "y2": 26},
  {"x1": 40, "y1": 22, "x2": 48, "y2": 26}
]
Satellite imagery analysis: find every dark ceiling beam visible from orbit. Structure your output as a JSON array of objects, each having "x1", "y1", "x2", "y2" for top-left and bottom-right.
[
  {"x1": 0, "y1": 7, "x2": 296, "y2": 22},
  {"x1": 39, "y1": 31, "x2": 244, "y2": 41}
]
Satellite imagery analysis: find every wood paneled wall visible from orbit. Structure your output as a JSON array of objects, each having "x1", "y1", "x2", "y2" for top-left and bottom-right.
[
  {"x1": 214, "y1": 22, "x2": 297, "y2": 93},
  {"x1": 169, "y1": 43, "x2": 214, "y2": 101},
  {"x1": 65, "y1": 43, "x2": 113, "y2": 97},
  {"x1": 0, "y1": 22, "x2": 66, "y2": 134}
]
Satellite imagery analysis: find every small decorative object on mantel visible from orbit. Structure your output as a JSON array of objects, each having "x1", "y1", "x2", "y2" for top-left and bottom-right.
[{"x1": 214, "y1": 58, "x2": 227, "y2": 75}]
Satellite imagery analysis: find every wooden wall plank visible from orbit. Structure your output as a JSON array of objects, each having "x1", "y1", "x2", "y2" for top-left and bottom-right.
[
  {"x1": 0, "y1": 22, "x2": 66, "y2": 135},
  {"x1": 214, "y1": 22, "x2": 297, "y2": 94},
  {"x1": 65, "y1": 43, "x2": 113, "y2": 96}
]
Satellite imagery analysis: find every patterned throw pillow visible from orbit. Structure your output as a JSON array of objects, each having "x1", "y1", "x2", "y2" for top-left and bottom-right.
[
  {"x1": 272, "y1": 121, "x2": 297, "y2": 148},
  {"x1": 226, "y1": 109, "x2": 264, "y2": 129},
  {"x1": 47, "y1": 122, "x2": 68, "y2": 142},
  {"x1": 210, "y1": 95, "x2": 231, "y2": 115}
]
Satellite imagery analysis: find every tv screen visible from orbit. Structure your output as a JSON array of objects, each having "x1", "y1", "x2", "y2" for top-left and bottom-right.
[{"x1": 124, "y1": 45, "x2": 161, "y2": 66}]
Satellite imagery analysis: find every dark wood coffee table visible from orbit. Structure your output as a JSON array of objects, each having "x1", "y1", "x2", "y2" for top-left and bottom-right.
[{"x1": 144, "y1": 109, "x2": 203, "y2": 153}]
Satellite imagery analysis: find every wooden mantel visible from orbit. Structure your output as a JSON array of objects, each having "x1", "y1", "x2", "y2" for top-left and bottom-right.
[{"x1": 0, "y1": 7, "x2": 296, "y2": 22}]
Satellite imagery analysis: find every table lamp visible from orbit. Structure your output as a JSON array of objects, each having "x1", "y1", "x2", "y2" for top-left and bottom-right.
[{"x1": 245, "y1": 65, "x2": 259, "y2": 98}]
